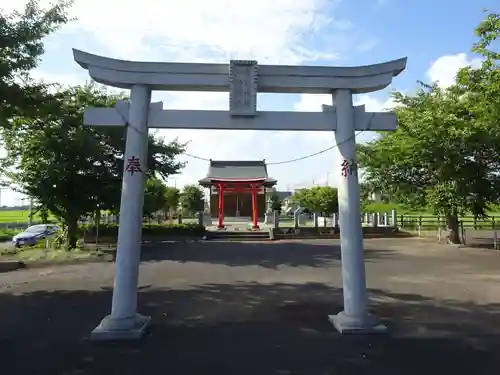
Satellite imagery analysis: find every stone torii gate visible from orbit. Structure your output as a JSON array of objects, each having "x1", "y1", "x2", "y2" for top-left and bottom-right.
[{"x1": 73, "y1": 49, "x2": 406, "y2": 340}]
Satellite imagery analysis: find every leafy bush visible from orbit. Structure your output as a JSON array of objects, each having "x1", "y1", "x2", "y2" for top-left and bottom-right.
[
  {"x1": 0, "y1": 228, "x2": 20, "y2": 241},
  {"x1": 81, "y1": 223, "x2": 206, "y2": 238}
]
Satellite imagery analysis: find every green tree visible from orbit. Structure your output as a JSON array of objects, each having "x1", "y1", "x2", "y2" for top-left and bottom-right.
[
  {"x1": 290, "y1": 186, "x2": 338, "y2": 216},
  {"x1": 164, "y1": 186, "x2": 180, "y2": 220},
  {"x1": 457, "y1": 12, "x2": 500, "y2": 150},
  {"x1": 0, "y1": 0, "x2": 73, "y2": 129},
  {"x1": 179, "y1": 185, "x2": 204, "y2": 216},
  {"x1": 289, "y1": 188, "x2": 309, "y2": 208},
  {"x1": 0, "y1": 84, "x2": 185, "y2": 248},
  {"x1": 35, "y1": 203, "x2": 50, "y2": 224},
  {"x1": 359, "y1": 182, "x2": 371, "y2": 213},
  {"x1": 269, "y1": 194, "x2": 282, "y2": 213},
  {"x1": 359, "y1": 181, "x2": 372, "y2": 202},
  {"x1": 305, "y1": 186, "x2": 339, "y2": 216},
  {"x1": 143, "y1": 178, "x2": 168, "y2": 219},
  {"x1": 358, "y1": 13, "x2": 500, "y2": 244}
]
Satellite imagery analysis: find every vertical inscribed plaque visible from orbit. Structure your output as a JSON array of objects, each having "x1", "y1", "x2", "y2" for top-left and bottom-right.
[{"x1": 229, "y1": 60, "x2": 258, "y2": 116}]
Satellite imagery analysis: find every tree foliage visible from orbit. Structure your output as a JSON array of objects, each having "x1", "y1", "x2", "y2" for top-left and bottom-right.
[
  {"x1": 179, "y1": 185, "x2": 205, "y2": 216},
  {"x1": 164, "y1": 186, "x2": 181, "y2": 212},
  {"x1": 359, "y1": 182, "x2": 371, "y2": 202},
  {"x1": 0, "y1": 0, "x2": 73, "y2": 129},
  {"x1": 358, "y1": 12, "x2": 500, "y2": 243},
  {"x1": 143, "y1": 178, "x2": 169, "y2": 218},
  {"x1": 164, "y1": 186, "x2": 180, "y2": 221},
  {"x1": 269, "y1": 193, "x2": 282, "y2": 213},
  {"x1": 0, "y1": 84, "x2": 185, "y2": 248},
  {"x1": 290, "y1": 186, "x2": 338, "y2": 215},
  {"x1": 289, "y1": 189, "x2": 307, "y2": 208}
]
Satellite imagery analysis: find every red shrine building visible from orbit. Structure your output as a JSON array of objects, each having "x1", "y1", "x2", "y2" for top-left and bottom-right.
[{"x1": 198, "y1": 160, "x2": 277, "y2": 229}]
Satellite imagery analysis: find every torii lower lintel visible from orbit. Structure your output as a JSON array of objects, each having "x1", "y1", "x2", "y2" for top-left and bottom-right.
[
  {"x1": 83, "y1": 101, "x2": 163, "y2": 127},
  {"x1": 84, "y1": 102, "x2": 397, "y2": 131}
]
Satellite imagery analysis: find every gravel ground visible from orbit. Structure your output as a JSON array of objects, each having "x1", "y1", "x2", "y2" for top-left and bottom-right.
[{"x1": 1, "y1": 238, "x2": 500, "y2": 375}]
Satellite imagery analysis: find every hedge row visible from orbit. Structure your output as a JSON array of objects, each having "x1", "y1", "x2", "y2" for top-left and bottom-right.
[
  {"x1": 0, "y1": 224, "x2": 206, "y2": 243},
  {"x1": 0, "y1": 228, "x2": 20, "y2": 241},
  {"x1": 81, "y1": 223, "x2": 206, "y2": 237}
]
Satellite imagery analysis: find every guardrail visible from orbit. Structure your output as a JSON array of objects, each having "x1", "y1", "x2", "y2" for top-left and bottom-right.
[
  {"x1": 277, "y1": 211, "x2": 397, "y2": 228},
  {"x1": 397, "y1": 214, "x2": 500, "y2": 230},
  {"x1": 276, "y1": 211, "x2": 500, "y2": 249},
  {"x1": 396, "y1": 214, "x2": 500, "y2": 249}
]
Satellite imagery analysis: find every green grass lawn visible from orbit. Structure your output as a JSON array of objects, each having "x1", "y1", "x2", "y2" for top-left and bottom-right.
[{"x1": 0, "y1": 209, "x2": 47, "y2": 223}]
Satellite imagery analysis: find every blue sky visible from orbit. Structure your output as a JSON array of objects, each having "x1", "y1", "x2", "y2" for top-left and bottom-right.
[{"x1": 0, "y1": 0, "x2": 496, "y2": 205}]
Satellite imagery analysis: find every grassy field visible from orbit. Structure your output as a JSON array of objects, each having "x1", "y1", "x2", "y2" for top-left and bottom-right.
[{"x1": 0, "y1": 209, "x2": 49, "y2": 223}]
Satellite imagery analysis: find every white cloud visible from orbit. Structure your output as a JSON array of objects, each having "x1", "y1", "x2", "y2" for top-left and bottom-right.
[
  {"x1": 3, "y1": 0, "x2": 342, "y2": 63},
  {"x1": 294, "y1": 94, "x2": 331, "y2": 112},
  {"x1": 427, "y1": 53, "x2": 482, "y2": 88},
  {"x1": 294, "y1": 92, "x2": 397, "y2": 113},
  {"x1": 29, "y1": 70, "x2": 86, "y2": 91},
  {"x1": 69, "y1": 0, "x2": 340, "y2": 64},
  {"x1": 356, "y1": 94, "x2": 399, "y2": 112}
]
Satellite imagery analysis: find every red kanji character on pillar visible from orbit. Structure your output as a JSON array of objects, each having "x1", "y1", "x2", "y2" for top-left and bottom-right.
[
  {"x1": 125, "y1": 156, "x2": 142, "y2": 176},
  {"x1": 341, "y1": 159, "x2": 357, "y2": 177}
]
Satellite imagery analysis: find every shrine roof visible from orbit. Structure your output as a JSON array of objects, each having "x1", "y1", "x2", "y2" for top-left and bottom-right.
[{"x1": 198, "y1": 160, "x2": 277, "y2": 186}]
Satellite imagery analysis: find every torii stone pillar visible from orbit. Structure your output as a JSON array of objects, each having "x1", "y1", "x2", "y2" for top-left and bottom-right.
[
  {"x1": 328, "y1": 89, "x2": 384, "y2": 333},
  {"x1": 92, "y1": 85, "x2": 152, "y2": 340},
  {"x1": 73, "y1": 49, "x2": 406, "y2": 340}
]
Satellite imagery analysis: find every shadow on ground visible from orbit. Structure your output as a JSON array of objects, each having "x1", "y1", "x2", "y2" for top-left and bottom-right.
[
  {"x1": 0, "y1": 282, "x2": 499, "y2": 374},
  {"x1": 139, "y1": 240, "x2": 396, "y2": 268}
]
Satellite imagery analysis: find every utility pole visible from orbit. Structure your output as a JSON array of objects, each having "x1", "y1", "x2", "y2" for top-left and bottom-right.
[
  {"x1": 28, "y1": 197, "x2": 33, "y2": 226},
  {"x1": 0, "y1": 187, "x2": 6, "y2": 207}
]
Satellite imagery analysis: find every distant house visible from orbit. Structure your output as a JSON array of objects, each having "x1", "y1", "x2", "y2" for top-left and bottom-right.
[{"x1": 272, "y1": 191, "x2": 292, "y2": 201}]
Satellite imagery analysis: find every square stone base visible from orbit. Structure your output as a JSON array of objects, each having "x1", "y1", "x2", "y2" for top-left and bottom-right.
[
  {"x1": 329, "y1": 311, "x2": 388, "y2": 335},
  {"x1": 91, "y1": 313, "x2": 151, "y2": 341}
]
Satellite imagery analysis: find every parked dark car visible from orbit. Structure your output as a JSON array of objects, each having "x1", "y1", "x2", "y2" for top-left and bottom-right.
[{"x1": 12, "y1": 224, "x2": 59, "y2": 247}]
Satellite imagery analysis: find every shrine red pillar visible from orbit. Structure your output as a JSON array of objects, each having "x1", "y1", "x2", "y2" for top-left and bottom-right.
[
  {"x1": 217, "y1": 183, "x2": 225, "y2": 229},
  {"x1": 251, "y1": 184, "x2": 259, "y2": 229}
]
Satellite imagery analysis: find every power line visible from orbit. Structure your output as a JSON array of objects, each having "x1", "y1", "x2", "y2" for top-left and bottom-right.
[
  {"x1": 183, "y1": 131, "x2": 364, "y2": 166},
  {"x1": 183, "y1": 153, "x2": 211, "y2": 162}
]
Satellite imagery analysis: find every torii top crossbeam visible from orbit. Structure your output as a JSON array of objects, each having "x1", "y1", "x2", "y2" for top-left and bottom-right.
[
  {"x1": 73, "y1": 49, "x2": 406, "y2": 94},
  {"x1": 74, "y1": 50, "x2": 407, "y2": 132}
]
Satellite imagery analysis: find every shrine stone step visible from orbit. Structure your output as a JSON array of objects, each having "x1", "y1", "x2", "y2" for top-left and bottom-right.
[{"x1": 206, "y1": 230, "x2": 271, "y2": 241}]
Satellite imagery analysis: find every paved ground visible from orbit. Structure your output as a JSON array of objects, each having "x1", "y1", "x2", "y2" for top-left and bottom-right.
[
  {"x1": 462, "y1": 229, "x2": 500, "y2": 248},
  {"x1": 1, "y1": 238, "x2": 500, "y2": 374}
]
